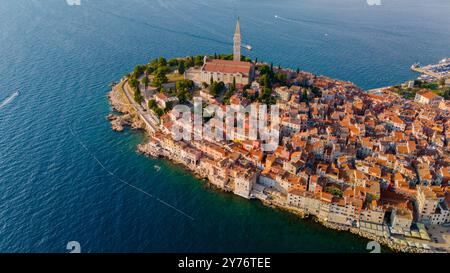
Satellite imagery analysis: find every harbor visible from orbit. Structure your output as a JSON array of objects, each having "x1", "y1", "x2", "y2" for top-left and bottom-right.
[{"x1": 411, "y1": 58, "x2": 450, "y2": 81}]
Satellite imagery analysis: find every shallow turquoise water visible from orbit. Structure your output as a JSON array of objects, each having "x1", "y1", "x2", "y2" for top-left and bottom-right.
[{"x1": 0, "y1": 0, "x2": 449, "y2": 252}]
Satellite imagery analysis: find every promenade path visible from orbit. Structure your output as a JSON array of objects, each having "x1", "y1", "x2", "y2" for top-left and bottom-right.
[{"x1": 118, "y1": 79, "x2": 159, "y2": 133}]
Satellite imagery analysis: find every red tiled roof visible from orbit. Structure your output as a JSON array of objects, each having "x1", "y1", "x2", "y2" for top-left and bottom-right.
[
  {"x1": 155, "y1": 93, "x2": 169, "y2": 101},
  {"x1": 417, "y1": 90, "x2": 438, "y2": 100},
  {"x1": 203, "y1": 59, "x2": 252, "y2": 74}
]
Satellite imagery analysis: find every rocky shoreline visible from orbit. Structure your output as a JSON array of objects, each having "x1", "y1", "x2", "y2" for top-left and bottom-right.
[
  {"x1": 134, "y1": 136, "x2": 429, "y2": 253},
  {"x1": 107, "y1": 88, "x2": 146, "y2": 131}
]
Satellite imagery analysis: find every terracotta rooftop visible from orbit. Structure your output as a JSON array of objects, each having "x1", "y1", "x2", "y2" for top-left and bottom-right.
[
  {"x1": 203, "y1": 59, "x2": 253, "y2": 74},
  {"x1": 417, "y1": 90, "x2": 439, "y2": 100}
]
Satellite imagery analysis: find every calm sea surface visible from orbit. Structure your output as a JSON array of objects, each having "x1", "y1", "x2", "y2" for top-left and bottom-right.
[{"x1": 0, "y1": 0, "x2": 449, "y2": 252}]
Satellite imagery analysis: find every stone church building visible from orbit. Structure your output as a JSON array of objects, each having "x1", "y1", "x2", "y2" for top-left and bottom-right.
[{"x1": 186, "y1": 19, "x2": 255, "y2": 86}]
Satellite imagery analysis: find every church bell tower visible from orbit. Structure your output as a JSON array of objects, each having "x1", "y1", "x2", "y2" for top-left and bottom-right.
[{"x1": 233, "y1": 18, "x2": 241, "y2": 62}]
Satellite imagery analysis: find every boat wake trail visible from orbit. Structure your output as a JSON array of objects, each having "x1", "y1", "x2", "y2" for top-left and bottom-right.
[
  {"x1": 68, "y1": 125, "x2": 195, "y2": 221},
  {"x1": 89, "y1": 5, "x2": 231, "y2": 47},
  {"x1": 0, "y1": 90, "x2": 19, "y2": 110},
  {"x1": 274, "y1": 14, "x2": 333, "y2": 27},
  {"x1": 274, "y1": 14, "x2": 304, "y2": 24}
]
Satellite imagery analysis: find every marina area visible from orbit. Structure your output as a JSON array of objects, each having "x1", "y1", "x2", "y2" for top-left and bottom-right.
[{"x1": 411, "y1": 58, "x2": 450, "y2": 82}]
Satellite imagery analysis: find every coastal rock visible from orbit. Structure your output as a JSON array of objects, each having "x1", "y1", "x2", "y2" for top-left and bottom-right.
[
  {"x1": 108, "y1": 88, "x2": 132, "y2": 114},
  {"x1": 109, "y1": 113, "x2": 131, "y2": 132},
  {"x1": 131, "y1": 116, "x2": 146, "y2": 130}
]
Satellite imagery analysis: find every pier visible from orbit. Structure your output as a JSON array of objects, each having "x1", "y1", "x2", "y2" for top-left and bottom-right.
[{"x1": 411, "y1": 58, "x2": 450, "y2": 80}]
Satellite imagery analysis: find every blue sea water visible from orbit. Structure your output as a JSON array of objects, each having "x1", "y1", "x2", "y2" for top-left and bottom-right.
[{"x1": 0, "y1": 0, "x2": 449, "y2": 253}]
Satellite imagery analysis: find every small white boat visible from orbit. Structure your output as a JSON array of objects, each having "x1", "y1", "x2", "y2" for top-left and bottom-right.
[
  {"x1": 244, "y1": 44, "x2": 252, "y2": 50},
  {"x1": 411, "y1": 63, "x2": 420, "y2": 69},
  {"x1": 154, "y1": 165, "x2": 161, "y2": 172},
  {"x1": 0, "y1": 90, "x2": 20, "y2": 109}
]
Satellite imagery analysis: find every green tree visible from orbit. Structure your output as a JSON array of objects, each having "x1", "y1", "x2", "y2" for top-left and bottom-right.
[
  {"x1": 209, "y1": 81, "x2": 225, "y2": 97},
  {"x1": 158, "y1": 57, "x2": 167, "y2": 66},
  {"x1": 231, "y1": 77, "x2": 236, "y2": 92},
  {"x1": 156, "y1": 65, "x2": 170, "y2": 75},
  {"x1": 259, "y1": 87, "x2": 275, "y2": 105},
  {"x1": 148, "y1": 99, "x2": 157, "y2": 109},
  {"x1": 165, "y1": 101, "x2": 174, "y2": 111},
  {"x1": 134, "y1": 86, "x2": 143, "y2": 104},
  {"x1": 242, "y1": 89, "x2": 248, "y2": 98},
  {"x1": 149, "y1": 59, "x2": 160, "y2": 71},
  {"x1": 259, "y1": 74, "x2": 271, "y2": 88},
  {"x1": 146, "y1": 65, "x2": 154, "y2": 75},
  {"x1": 194, "y1": 55, "x2": 204, "y2": 66},
  {"x1": 129, "y1": 77, "x2": 138, "y2": 89},
  {"x1": 153, "y1": 71, "x2": 168, "y2": 87},
  {"x1": 168, "y1": 58, "x2": 178, "y2": 66},
  {"x1": 178, "y1": 60, "x2": 185, "y2": 75},
  {"x1": 442, "y1": 87, "x2": 450, "y2": 99},
  {"x1": 185, "y1": 57, "x2": 194, "y2": 68},
  {"x1": 155, "y1": 107, "x2": 164, "y2": 117},
  {"x1": 176, "y1": 89, "x2": 192, "y2": 104},
  {"x1": 176, "y1": 79, "x2": 194, "y2": 92},
  {"x1": 133, "y1": 65, "x2": 146, "y2": 78},
  {"x1": 274, "y1": 73, "x2": 287, "y2": 85},
  {"x1": 300, "y1": 89, "x2": 308, "y2": 102},
  {"x1": 223, "y1": 90, "x2": 234, "y2": 105},
  {"x1": 311, "y1": 86, "x2": 322, "y2": 97},
  {"x1": 260, "y1": 65, "x2": 270, "y2": 75},
  {"x1": 142, "y1": 76, "x2": 149, "y2": 90}
]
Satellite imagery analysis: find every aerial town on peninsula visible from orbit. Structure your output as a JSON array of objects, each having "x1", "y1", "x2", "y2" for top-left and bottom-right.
[{"x1": 108, "y1": 20, "x2": 450, "y2": 253}]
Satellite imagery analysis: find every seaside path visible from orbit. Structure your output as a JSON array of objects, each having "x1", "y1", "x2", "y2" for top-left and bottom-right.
[{"x1": 118, "y1": 79, "x2": 159, "y2": 133}]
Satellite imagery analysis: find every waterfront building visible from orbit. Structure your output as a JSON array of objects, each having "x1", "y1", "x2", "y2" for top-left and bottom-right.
[
  {"x1": 199, "y1": 157, "x2": 230, "y2": 189},
  {"x1": 287, "y1": 188, "x2": 321, "y2": 216},
  {"x1": 330, "y1": 204, "x2": 360, "y2": 226},
  {"x1": 180, "y1": 145, "x2": 202, "y2": 166},
  {"x1": 360, "y1": 201, "x2": 385, "y2": 225},
  {"x1": 234, "y1": 171, "x2": 258, "y2": 199},
  {"x1": 390, "y1": 208, "x2": 413, "y2": 231},
  {"x1": 416, "y1": 186, "x2": 443, "y2": 224}
]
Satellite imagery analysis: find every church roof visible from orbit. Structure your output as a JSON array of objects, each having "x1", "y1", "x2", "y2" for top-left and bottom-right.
[{"x1": 203, "y1": 59, "x2": 252, "y2": 74}]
